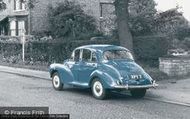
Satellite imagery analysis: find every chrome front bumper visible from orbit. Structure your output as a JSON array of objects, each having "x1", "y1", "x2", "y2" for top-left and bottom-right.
[{"x1": 113, "y1": 82, "x2": 158, "y2": 90}]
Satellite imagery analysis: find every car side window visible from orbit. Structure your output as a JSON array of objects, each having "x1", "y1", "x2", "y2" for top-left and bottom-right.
[
  {"x1": 74, "y1": 50, "x2": 80, "y2": 62},
  {"x1": 82, "y1": 49, "x2": 97, "y2": 63},
  {"x1": 91, "y1": 52, "x2": 97, "y2": 62},
  {"x1": 82, "y1": 49, "x2": 91, "y2": 62}
]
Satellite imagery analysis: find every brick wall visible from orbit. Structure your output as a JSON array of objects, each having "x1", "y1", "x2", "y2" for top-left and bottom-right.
[{"x1": 159, "y1": 57, "x2": 190, "y2": 76}]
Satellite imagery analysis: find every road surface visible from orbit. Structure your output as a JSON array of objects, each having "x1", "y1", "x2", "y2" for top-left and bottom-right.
[{"x1": 0, "y1": 72, "x2": 189, "y2": 119}]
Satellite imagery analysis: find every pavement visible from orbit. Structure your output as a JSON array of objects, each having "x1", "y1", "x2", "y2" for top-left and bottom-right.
[
  {"x1": 146, "y1": 79, "x2": 190, "y2": 106},
  {"x1": 0, "y1": 65, "x2": 190, "y2": 106},
  {"x1": 0, "y1": 65, "x2": 50, "y2": 80}
]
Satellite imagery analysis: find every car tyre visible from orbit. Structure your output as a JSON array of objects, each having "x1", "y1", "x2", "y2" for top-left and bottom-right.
[
  {"x1": 91, "y1": 78, "x2": 107, "y2": 100},
  {"x1": 52, "y1": 72, "x2": 63, "y2": 91},
  {"x1": 130, "y1": 89, "x2": 146, "y2": 98}
]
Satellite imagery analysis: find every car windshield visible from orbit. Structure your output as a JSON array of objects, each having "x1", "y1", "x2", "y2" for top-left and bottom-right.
[{"x1": 103, "y1": 49, "x2": 134, "y2": 60}]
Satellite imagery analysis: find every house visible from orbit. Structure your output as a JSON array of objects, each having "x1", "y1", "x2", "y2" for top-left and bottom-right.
[
  {"x1": 0, "y1": 0, "x2": 28, "y2": 36},
  {"x1": 0, "y1": 0, "x2": 115, "y2": 37}
]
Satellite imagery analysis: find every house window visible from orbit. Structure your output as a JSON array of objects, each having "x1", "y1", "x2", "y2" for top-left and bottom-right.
[
  {"x1": 10, "y1": 20, "x2": 25, "y2": 36},
  {"x1": 18, "y1": 21, "x2": 25, "y2": 36},
  {"x1": 100, "y1": 2, "x2": 114, "y2": 18},
  {"x1": 10, "y1": 20, "x2": 16, "y2": 36},
  {"x1": 14, "y1": 0, "x2": 26, "y2": 11}
]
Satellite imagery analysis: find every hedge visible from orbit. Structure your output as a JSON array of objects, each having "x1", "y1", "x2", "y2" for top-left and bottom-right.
[
  {"x1": 0, "y1": 40, "x2": 119, "y2": 64},
  {"x1": 133, "y1": 35, "x2": 170, "y2": 60},
  {"x1": 0, "y1": 35, "x2": 170, "y2": 66}
]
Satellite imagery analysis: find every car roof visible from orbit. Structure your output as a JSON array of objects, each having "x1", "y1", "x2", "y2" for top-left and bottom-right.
[{"x1": 75, "y1": 44, "x2": 129, "y2": 52}]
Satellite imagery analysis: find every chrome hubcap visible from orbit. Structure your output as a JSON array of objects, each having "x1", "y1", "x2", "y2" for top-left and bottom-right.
[
  {"x1": 93, "y1": 81, "x2": 103, "y2": 97},
  {"x1": 53, "y1": 75, "x2": 60, "y2": 88}
]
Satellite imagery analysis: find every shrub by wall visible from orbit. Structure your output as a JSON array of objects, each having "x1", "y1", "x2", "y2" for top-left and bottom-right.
[{"x1": 133, "y1": 35, "x2": 170, "y2": 66}]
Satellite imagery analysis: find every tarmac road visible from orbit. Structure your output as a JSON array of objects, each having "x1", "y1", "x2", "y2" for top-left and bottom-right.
[{"x1": 0, "y1": 72, "x2": 190, "y2": 119}]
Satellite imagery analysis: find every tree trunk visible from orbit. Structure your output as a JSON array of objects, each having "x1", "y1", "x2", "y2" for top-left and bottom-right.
[{"x1": 114, "y1": 0, "x2": 133, "y2": 52}]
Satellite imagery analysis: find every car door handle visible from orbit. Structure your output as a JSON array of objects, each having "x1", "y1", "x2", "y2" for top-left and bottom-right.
[{"x1": 92, "y1": 63, "x2": 97, "y2": 67}]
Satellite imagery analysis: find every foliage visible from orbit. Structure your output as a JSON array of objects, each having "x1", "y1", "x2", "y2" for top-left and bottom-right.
[
  {"x1": 153, "y1": 7, "x2": 189, "y2": 40},
  {"x1": 128, "y1": 0, "x2": 157, "y2": 36},
  {"x1": 113, "y1": 1, "x2": 189, "y2": 40},
  {"x1": 0, "y1": 35, "x2": 169, "y2": 67},
  {"x1": 182, "y1": 37, "x2": 190, "y2": 49},
  {"x1": 112, "y1": 0, "x2": 157, "y2": 38},
  {"x1": 143, "y1": 66, "x2": 169, "y2": 81},
  {"x1": 48, "y1": 0, "x2": 100, "y2": 40},
  {"x1": 0, "y1": 40, "x2": 119, "y2": 64},
  {"x1": 0, "y1": 0, "x2": 6, "y2": 10},
  {"x1": 133, "y1": 35, "x2": 170, "y2": 61},
  {"x1": 174, "y1": 26, "x2": 190, "y2": 41}
]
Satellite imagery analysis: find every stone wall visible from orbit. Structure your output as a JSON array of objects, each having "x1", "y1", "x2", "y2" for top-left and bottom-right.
[{"x1": 159, "y1": 57, "x2": 190, "y2": 76}]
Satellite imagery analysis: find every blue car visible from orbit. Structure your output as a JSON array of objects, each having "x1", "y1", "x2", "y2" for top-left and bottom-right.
[{"x1": 49, "y1": 45, "x2": 158, "y2": 99}]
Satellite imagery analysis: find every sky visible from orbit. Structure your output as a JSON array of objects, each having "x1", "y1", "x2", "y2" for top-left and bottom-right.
[{"x1": 155, "y1": 0, "x2": 190, "y2": 21}]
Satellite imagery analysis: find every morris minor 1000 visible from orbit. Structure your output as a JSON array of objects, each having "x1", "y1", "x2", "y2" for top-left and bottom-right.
[{"x1": 49, "y1": 45, "x2": 158, "y2": 99}]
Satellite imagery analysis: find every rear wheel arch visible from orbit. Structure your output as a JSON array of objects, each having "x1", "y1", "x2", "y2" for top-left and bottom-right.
[
  {"x1": 91, "y1": 77, "x2": 108, "y2": 100},
  {"x1": 89, "y1": 73, "x2": 114, "y2": 89},
  {"x1": 89, "y1": 76, "x2": 99, "y2": 87}
]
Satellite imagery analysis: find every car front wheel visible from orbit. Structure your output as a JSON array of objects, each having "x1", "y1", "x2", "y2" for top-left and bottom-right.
[
  {"x1": 52, "y1": 72, "x2": 63, "y2": 91},
  {"x1": 91, "y1": 79, "x2": 107, "y2": 100},
  {"x1": 130, "y1": 89, "x2": 146, "y2": 98}
]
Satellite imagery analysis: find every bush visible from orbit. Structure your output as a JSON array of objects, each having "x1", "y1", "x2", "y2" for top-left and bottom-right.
[
  {"x1": 0, "y1": 40, "x2": 119, "y2": 65},
  {"x1": 133, "y1": 35, "x2": 170, "y2": 67},
  {"x1": 183, "y1": 37, "x2": 190, "y2": 49},
  {"x1": 0, "y1": 35, "x2": 170, "y2": 68},
  {"x1": 133, "y1": 35, "x2": 170, "y2": 59},
  {"x1": 48, "y1": 0, "x2": 101, "y2": 40},
  {"x1": 144, "y1": 67, "x2": 169, "y2": 81}
]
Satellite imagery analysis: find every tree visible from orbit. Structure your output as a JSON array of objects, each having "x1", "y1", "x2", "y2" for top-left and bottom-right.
[
  {"x1": 114, "y1": 0, "x2": 133, "y2": 52},
  {"x1": 0, "y1": 0, "x2": 6, "y2": 10},
  {"x1": 175, "y1": 24, "x2": 190, "y2": 41},
  {"x1": 48, "y1": 0, "x2": 99, "y2": 40},
  {"x1": 113, "y1": 0, "x2": 157, "y2": 51},
  {"x1": 154, "y1": 7, "x2": 189, "y2": 40},
  {"x1": 129, "y1": 0, "x2": 157, "y2": 36}
]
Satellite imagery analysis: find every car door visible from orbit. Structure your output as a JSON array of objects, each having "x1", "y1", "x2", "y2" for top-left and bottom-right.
[
  {"x1": 67, "y1": 49, "x2": 82, "y2": 82},
  {"x1": 78, "y1": 49, "x2": 97, "y2": 83}
]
